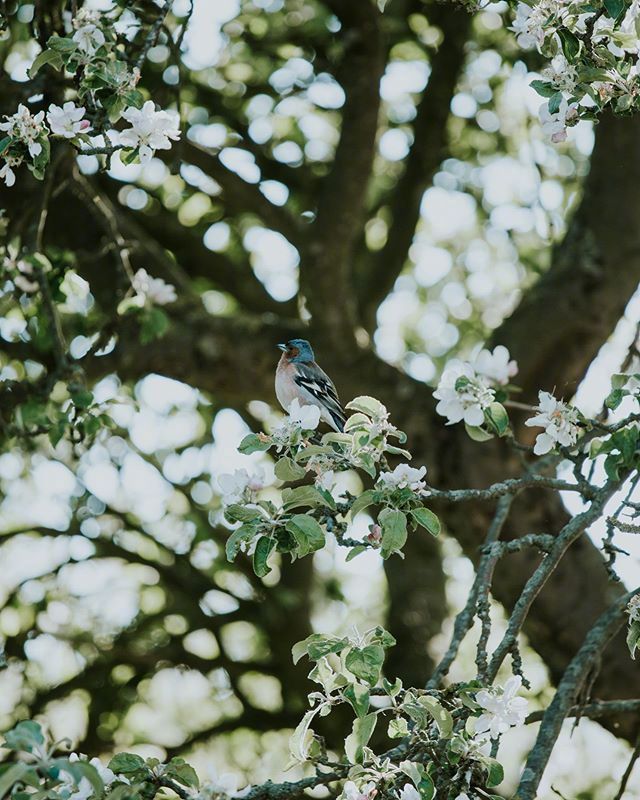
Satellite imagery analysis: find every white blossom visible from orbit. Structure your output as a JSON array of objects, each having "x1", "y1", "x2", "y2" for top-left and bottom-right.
[
  {"x1": 472, "y1": 345, "x2": 518, "y2": 386},
  {"x1": 197, "y1": 765, "x2": 250, "y2": 799},
  {"x1": 510, "y1": 2, "x2": 546, "y2": 49},
  {"x1": 73, "y1": 8, "x2": 102, "y2": 28},
  {"x1": 0, "y1": 104, "x2": 47, "y2": 158},
  {"x1": 396, "y1": 785, "x2": 420, "y2": 800},
  {"x1": 217, "y1": 468, "x2": 265, "y2": 503},
  {"x1": 539, "y1": 98, "x2": 578, "y2": 143},
  {"x1": 0, "y1": 158, "x2": 18, "y2": 187},
  {"x1": 287, "y1": 398, "x2": 321, "y2": 431},
  {"x1": 118, "y1": 100, "x2": 181, "y2": 162},
  {"x1": 525, "y1": 391, "x2": 580, "y2": 455},
  {"x1": 475, "y1": 675, "x2": 529, "y2": 739},
  {"x1": 378, "y1": 463, "x2": 427, "y2": 492},
  {"x1": 542, "y1": 54, "x2": 579, "y2": 94},
  {"x1": 73, "y1": 24, "x2": 106, "y2": 55},
  {"x1": 343, "y1": 781, "x2": 377, "y2": 800},
  {"x1": 89, "y1": 758, "x2": 116, "y2": 787},
  {"x1": 47, "y1": 102, "x2": 90, "y2": 138},
  {"x1": 58, "y1": 756, "x2": 95, "y2": 800},
  {"x1": 131, "y1": 268, "x2": 177, "y2": 305},
  {"x1": 627, "y1": 595, "x2": 640, "y2": 622},
  {"x1": 434, "y1": 360, "x2": 495, "y2": 427}
]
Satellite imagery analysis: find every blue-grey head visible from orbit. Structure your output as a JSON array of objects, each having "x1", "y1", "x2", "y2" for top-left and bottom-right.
[{"x1": 278, "y1": 338, "x2": 315, "y2": 363}]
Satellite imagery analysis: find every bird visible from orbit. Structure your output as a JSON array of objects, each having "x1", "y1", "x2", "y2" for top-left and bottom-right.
[{"x1": 275, "y1": 338, "x2": 346, "y2": 432}]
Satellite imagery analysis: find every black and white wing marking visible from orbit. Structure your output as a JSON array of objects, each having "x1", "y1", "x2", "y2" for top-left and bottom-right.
[{"x1": 294, "y1": 362, "x2": 346, "y2": 432}]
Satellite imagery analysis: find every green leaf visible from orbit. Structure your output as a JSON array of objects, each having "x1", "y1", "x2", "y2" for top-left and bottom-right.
[
  {"x1": 274, "y1": 457, "x2": 306, "y2": 482},
  {"x1": 548, "y1": 91, "x2": 564, "y2": 115},
  {"x1": 224, "y1": 505, "x2": 263, "y2": 524},
  {"x1": 465, "y1": 423, "x2": 494, "y2": 442},
  {"x1": 418, "y1": 776, "x2": 435, "y2": 800},
  {"x1": 289, "y1": 708, "x2": 320, "y2": 762},
  {"x1": 379, "y1": 508, "x2": 407, "y2": 558},
  {"x1": 344, "y1": 683, "x2": 370, "y2": 718},
  {"x1": 484, "y1": 402, "x2": 509, "y2": 436},
  {"x1": 604, "y1": 0, "x2": 625, "y2": 19},
  {"x1": 107, "y1": 753, "x2": 145, "y2": 774},
  {"x1": 606, "y1": 388, "x2": 625, "y2": 410},
  {"x1": 2, "y1": 721, "x2": 45, "y2": 753},
  {"x1": 418, "y1": 696, "x2": 453, "y2": 738},
  {"x1": 286, "y1": 514, "x2": 325, "y2": 557},
  {"x1": 345, "y1": 643, "x2": 385, "y2": 685},
  {"x1": 0, "y1": 764, "x2": 32, "y2": 800},
  {"x1": 345, "y1": 395, "x2": 385, "y2": 418},
  {"x1": 350, "y1": 489, "x2": 377, "y2": 518},
  {"x1": 282, "y1": 485, "x2": 333, "y2": 511},
  {"x1": 253, "y1": 536, "x2": 275, "y2": 577},
  {"x1": 388, "y1": 717, "x2": 408, "y2": 739},
  {"x1": 165, "y1": 759, "x2": 199, "y2": 789},
  {"x1": 627, "y1": 620, "x2": 640, "y2": 659},
  {"x1": 28, "y1": 49, "x2": 64, "y2": 77},
  {"x1": 344, "y1": 412, "x2": 372, "y2": 432},
  {"x1": 140, "y1": 307, "x2": 169, "y2": 344},
  {"x1": 344, "y1": 713, "x2": 377, "y2": 764},
  {"x1": 558, "y1": 28, "x2": 580, "y2": 61},
  {"x1": 291, "y1": 633, "x2": 348, "y2": 664},
  {"x1": 46, "y1": 35, "x2": 78, "y2": 52},
  {"x1": 346, "y1": 545, "x2": 367, "y2": 561},
  {"x1": 0, "y1": 137, "x2": 12, "y2": 156},
  {"x1": 225, "y1": 524, "x2": 259, "y2": 562},
  {"x1": 54, "y1": 759, "x2": 103, "y2": 798},
  {"x1": 530, "y1": 79, "x2": 557, "y2": 98},
  {"x1": 238, "y1": 433, "x2": 271, "y2": 455},
  {"x1": 484, "y1": 757, "x2": 505, "y2": 788},
  {"x1": 410, "y1": 507, "x2": 440, "y2": 537}
]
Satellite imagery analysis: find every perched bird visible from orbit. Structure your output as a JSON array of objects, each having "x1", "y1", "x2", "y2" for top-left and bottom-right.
[{"x1": 275, "y1": 339, "x2": 346, "y2": 432}]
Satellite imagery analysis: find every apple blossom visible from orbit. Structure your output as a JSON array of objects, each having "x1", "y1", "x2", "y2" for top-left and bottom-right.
[
  {"x1": 118, "y1": 101, "x2": 181, "y2": 163},
  {"x1": 217, "y1": 468, "x2": 265, "y2": 504},
  {"x1": 471, "y1": 345, "x2": 518, "y2": 386},
  {"x1": 396, "y1": 785, "x2": 420, "y2": 800},
  {"x1": 286, "y1": 398, "x2": 321, "y2": 431},
  {"x1": 131, "y1": 268, "x2": 177, "y2": 306},
  {"x1": 539, "y1": 98, "x2": 578, "y2": 144},
  {"x1": 197, "y1": 765, "x2": 250, "y2": 799},
  {"x1": 474, "y1": 675, "x2": 528, "y2": 739},
  {"x1": 47, "y1": 102, "x2": 90, "y2": 138},
  {"x1": 378, "y1": 463, "x2": 427, "y2": 492},
  {"x1": 0, "y1": 104, "x2": 47, "y2": 158},
  {"x1": 525, "y1": 391, "x2": 580, "y2": 455},
  {"x1": 433, "y1": 360, "x2": 495, "y2": 427},
  {"x1": 72, "y1": 23, "x2": 106, "y2": 55},
  {"x1": 342, "y1": 781, "x2": 377, "y2": 800},
  {"x1": 0, "y1": 157, "x2": 19, "y2": 187}
]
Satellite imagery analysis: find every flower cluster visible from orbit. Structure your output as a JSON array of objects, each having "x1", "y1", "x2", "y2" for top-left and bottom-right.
[
  {"x1": 378, "y1": 463, "x2": 427, "y2": 493},
  {"x1": 115, "y1": 100, "x2": 181, "y2": 163},
  {"x1": 524, "y1": 390, "x2": 581, "y2": 455},
  {"x1": 433, "y1": 345, "x2": 516, "y2": 428},
  {"x1": 131, "y1": 268, "x2": 177, "y2": 307},
  {"x1": 217, "y1": 468, "x2": 266, "y2": 505},
  {"x1": 0, "y1": 104, "x2": 48, "y2": 185},
  {"x1": 508, "y1": 0, "x2": 640, "y2": 141}
]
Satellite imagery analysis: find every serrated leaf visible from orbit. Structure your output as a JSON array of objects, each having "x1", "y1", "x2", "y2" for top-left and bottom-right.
[
  {"x1": 238, "y1": 433, "x2": 271, "y2": 455},
  {"x1": 484, "y1": 757, "x2": 505, "y2": 788},
  {"x1": 253, "y1": 536, "x2": 275, "y2": 577},
  {"x1": 350, "y1": 489, "x2": 377, "y2": 518},
  {"x1": 225, "y1": 524, "x2": 259, "y2": 562},
  {"x1": 2, "y1": 721, "x2": 44, "y2": 753},
  {"x1": 410, "y1": 507, "x2": 440, "y2": 537},
  {"x1": 344, "y1": 713, "x2": 377, "y2": 764},
  {"x1": 418, "y1": 696, "x2": 453, "y2": 738},
  {"x1": 282, "y1": 485, "x2": 333, "y2": 511},
  {"x1": 548, "y1": 91, "x2": 564, "y2": 115},
  {"x1": 558, "y1": 28, "x2": 580, "y2": 61},
  {"x1": 166, "y1": 758, "x2": 199, "y2": 789},
  {"x1": 346, "y1": 545, "x2": 367, "y2": 561},
  {"x1": 344, "y1": 683, "x2": 370, "y2": 718},
  {"x1": 388, "y1": 717, "x2": 409, "y2": 738},
  {"x1": 28, "y1": 49, "x2": 64, "y2": 77},
  {"x1": 224, "y1": 505, "x2": 263, "y2": 524},
  {"x1": 485, "y1": 402, "x2": 509, "y2": 436},
  {"x1": 604, "y1": 0, "x2": 625, "y2": 18},
  {"x1": 291, "y1": 633, "x2": 348, "y2": 664},
  {"x1": 379, "y1": 508, "x2": 407, "y2": 558},
  {"x1": 465, "y1": 423, "x2": 494, "y2": 442},
  {"x1": 274, "y1": 457, "x2": 306, "y2": 482},
  {"x1": 345, "y1": 644, "x2": 385, "y2": 685},
  {"x1": 345, "y1": 395, "x2": 385, "y2": 418},
  {"x1": 530, "y1": 79, "x2": 557, "y2": 98},
  {"x1": 107, "y1": 753, "x2": 145, "y2": 774},
  {"x1": 628, "y1": 620, "x2": 640, "y2": 659},
  {"x1": 344, "y1": 412, "x2": 372, "y2": 432},
  {"x1": 286, "y1": 514, "x2": 325, "y2": 557}
]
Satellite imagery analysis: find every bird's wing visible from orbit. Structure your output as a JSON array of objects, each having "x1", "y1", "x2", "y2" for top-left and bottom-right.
[{"x1": 294, "y1": 362, "x2": 346, "y2": 431}]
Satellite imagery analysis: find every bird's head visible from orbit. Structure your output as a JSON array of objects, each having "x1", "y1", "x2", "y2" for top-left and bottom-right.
[{"x1": 277, "y1": 339, "x2": 315, "y2": 364}]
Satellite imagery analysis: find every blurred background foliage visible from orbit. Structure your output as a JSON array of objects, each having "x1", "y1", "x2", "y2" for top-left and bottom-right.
[{"x1": 1, "y1": 0, "x2": 640, "y2": 797}]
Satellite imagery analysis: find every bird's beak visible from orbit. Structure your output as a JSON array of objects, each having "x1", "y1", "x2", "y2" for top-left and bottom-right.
[{"x1": 277, "y1": 343, "x2": 288, "y2": 352}]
